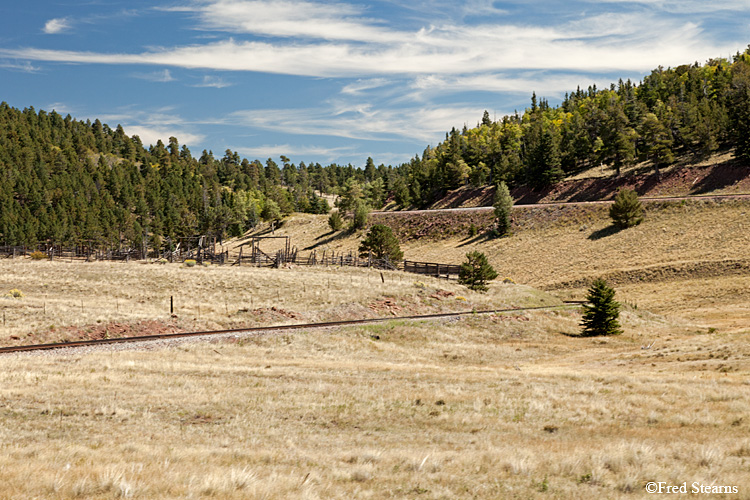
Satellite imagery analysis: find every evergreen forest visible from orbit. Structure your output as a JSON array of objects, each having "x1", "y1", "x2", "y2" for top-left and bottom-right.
[{"x1": 2, "y1": 46, "x2": 750, "y2": 248}]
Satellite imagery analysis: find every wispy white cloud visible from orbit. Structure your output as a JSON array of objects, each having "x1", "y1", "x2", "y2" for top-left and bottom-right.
[
  {"x1": 133, "y1": 69, "x2": 175, "y2": 82},
  {"x1": 43, "y1": 18, "x2": 73, "y2": 35},
  {"x1": 460, "y1": 0, "x2": 509, "y2": 17},
  {"x1": 175, "y1": 0, "x2": 398, "y2": 42},
  {"x1": 0, "y1": 60, "x2": 40, "y2": 72},
  {"x1": 98, "y1": 107, "x2": 205, "y2": 147},
  {"x1": 409, "y1": 72, "x2": 620, "y2": 99},
  {"x1": 124, "y1": 125, "x2": 204, "y2": 147},
  {"x1": 586, "y1": 0, "x2": 750, "y2": 14},
  {"x1": 193, "y1": 75, "x2": 232, "y2": 87},
  {"x1": 46, "y1": 102, "x2": 74, "y2": 115},
  {"x1": 4, "y1": 9, "x2": 740, "y2": 80},
  {"x1": 341, "y1": 78, "x2": 391, "y2": 95},
  {"x1": 223, "y1": 102, "x2": 486, "y2": 143}
]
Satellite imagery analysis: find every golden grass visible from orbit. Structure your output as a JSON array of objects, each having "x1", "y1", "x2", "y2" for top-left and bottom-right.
[
  {"x1": 0, "y1": 200, "x2": 747, "y2": 498},
  {"x1": 263, "y1": 201, "x2": 750, "y2": 333},
  {"x1": 0, "y1": 310, "x2": 748, "y2": 499},
  {"x1": 0, "y1": 258, "x2": 551, "y2": 345}
]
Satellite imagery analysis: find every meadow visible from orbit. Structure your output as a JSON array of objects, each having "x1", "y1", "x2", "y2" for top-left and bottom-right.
[
  {"x1": 0, "y1": 198, "x2": 748, "y2": 498},
  {"x1": 1, "y1": 297, "x2": 748, "y2": 499}
]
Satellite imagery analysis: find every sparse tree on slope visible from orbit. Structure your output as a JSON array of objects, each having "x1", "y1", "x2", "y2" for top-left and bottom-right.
[
  {"x1": 358, "y1": 224, "x2": 403, "y2": 263},
  {"x1": 459, "y1": 251, "x2": 498, "y2": 292},
  {"x1": 609, "y1": 189, "x2": 644, "y2": 229},
  {"x1": 493, "y1": 181, "x2": 513, "y2": 237},
  {"x1": 580, "y1": 279, "x2": 622, "y2": 336}
]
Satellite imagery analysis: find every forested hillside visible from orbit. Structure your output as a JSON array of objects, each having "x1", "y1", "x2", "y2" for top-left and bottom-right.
[
  {"x1": 392, "y1": 47, "x2": 750, "y2": 207},
  {"x1": 2, "y1": 47, "x2": 749, "y2": 248},
  {"x1": 0, "y1": 104, "x2": 391, "y2": 247}
]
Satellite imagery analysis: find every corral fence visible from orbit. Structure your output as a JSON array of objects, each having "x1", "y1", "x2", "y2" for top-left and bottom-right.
[
  {"x1": 0, "y1": 241, "x2": 459, "y2": 279},
  {"x1": 233, "y1": 247, "x2": 399, "y2": 271},
  {"x1": 0, "y1": 243, "x2": 148, "y2": 261},
  {"x1": 403, "y1": 260, "x2": 462, "y2": 280}
]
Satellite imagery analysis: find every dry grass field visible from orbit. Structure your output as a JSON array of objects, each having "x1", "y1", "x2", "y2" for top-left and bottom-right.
[
  {"x1": 0, "y1": 260, "x2": 547, "y2": 346},
  {"x1": 0, "y1": 306, "x2": 748, "y2": 499},
  {"x1": 264, "y1": 199, "x2": 750, "y2": 333},
  {"x1": 0, "y1": 198, "x2": 748, "y2": 498}
]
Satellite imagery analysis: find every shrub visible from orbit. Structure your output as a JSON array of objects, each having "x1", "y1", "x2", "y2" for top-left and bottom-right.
[
  {"x1": 261, "y1": 199, "x2": 282, "y2": 223},
  {"x1": 30, "y1": 251, "x2": 47, "y2": 260},
  {"x1": 609, "y1": 189, "x2": 643, "y2": 229},
  {"x1": 350, "y1": 201, "x2": 369, "y2": 230},
  {"x1": 184, "y1": 259, "x2": 197, "y2": 267},
  {"x1": 6, "y1": 289, "x2": 24, "y2": 298},
  {"x1": 580, "y1": 278, "x2": 622, "y2": 336},
  {"x1": 468, "y1": 224, "x2": 478, "y2": 237},
  {"x1": 493, "y1": 181, "x2": 513, "y2": 237},
  {"x1": 358, "y1": 224, "x2": 403, "y2": 264},
  {"x1": 328, "y1": 211, "x2": 344, "y2": 232},
  {"x1": 458, "y1": 251, "x2": 498, "y2": 292}
]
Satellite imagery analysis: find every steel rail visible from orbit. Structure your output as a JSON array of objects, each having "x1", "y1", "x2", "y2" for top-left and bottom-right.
[{"x1": 0, "y1": 302, "x2": 585, "y2": 355}]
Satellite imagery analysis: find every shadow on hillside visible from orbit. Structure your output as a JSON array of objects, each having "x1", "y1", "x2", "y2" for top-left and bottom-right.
[
  {"x1": 428, "y1": 186, "x2": 496, "y2": 209},
  {"x1": 690, "y1": 159, "x2": 749, "y2": 194},
  {"x1": 588, "y1": 225, "x2": 623, "y2": 241},
  {"x1": 304, "y1": 230, "x2": 352, "y2": 250},
  {"x1": 457, "y1": 231, "x2": 496, "y2": 247}
]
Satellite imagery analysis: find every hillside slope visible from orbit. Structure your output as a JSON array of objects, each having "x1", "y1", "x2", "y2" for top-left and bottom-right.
[
  {"x1": 261, "y1": 198, "x2": 750, "y2": 332},
  {"x1": 424, "y1": 152, "x2": 750, "y2": 209}
]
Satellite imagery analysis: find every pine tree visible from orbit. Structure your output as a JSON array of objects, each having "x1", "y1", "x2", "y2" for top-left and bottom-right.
[
  {"x1": 350, "y1": 200, "x2": 369, "y2": 230},
  {"x1": 493, "y1": 181, "x2": 513, "y2": 237},
  {"x1": 609, "y1": 189, "x2": 644, "y2": 228},
  {"x1": 328, "y1": 211, "x2": 343, "y2": 232},
  {"x1": 458, "y1": 251, "x2": 498, "y2": 292},
  {"x1": 358, "y1": 224, "x2": 403, "y2": 263},
  {"x1": 580, "y1": 279, "x2": 622, "y2": 336}
]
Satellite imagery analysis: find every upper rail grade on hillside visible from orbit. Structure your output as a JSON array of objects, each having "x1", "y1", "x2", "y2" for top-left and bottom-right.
[{"x1": 371, "y1": 192, "x2": 750, "y2": 215}]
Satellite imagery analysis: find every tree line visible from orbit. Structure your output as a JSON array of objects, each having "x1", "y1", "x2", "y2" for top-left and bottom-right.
[
  {"x1": 0, "y1": 104, "x2": 394, "y2": 247},
  {"x1": 393, "y1": 46, "x2": 750, "y2": 207},
  {"x1": 2, "y1": 47, "x2": 749, "y2": 247}
]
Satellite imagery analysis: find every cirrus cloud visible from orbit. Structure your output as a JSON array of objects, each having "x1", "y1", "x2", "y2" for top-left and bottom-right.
[{"x1": 43, "y1": 17, "x2": 72, "y2": 34}]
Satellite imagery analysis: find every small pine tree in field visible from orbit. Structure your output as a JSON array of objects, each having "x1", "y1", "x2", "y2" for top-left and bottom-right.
[
  {"x1": 358, "y1": 224, "x2": 403, "y2": 263},
  {"x1": 493, "y1": 181, "x2": 513, "y2": 237},
  {"x1": 580, "y1": 279, "x2": 622, "y2": 336},
  {"x1": 458, "y1": 251, "x2": 498, "y2": 292},
  {"x1": 328, "y1": 211, "x2": 343, "y2": 231},
  {"x1": 609, "y1": 189, "x2": 643, "y2": 229}
]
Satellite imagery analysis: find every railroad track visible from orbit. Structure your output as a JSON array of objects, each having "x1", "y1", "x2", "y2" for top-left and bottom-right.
[
  {"x1": 371, "y1": 192, "x2": 750, "y2": 215},
  {"x1": 0, "y1": 302, "x2": 585, "y2": 355}
]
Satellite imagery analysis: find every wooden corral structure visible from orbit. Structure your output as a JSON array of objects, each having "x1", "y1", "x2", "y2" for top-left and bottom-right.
[
  {"x1": 0, "y1": 238, "x2": 460, "y2": 279},
  {"x1": 403, "y1": 260, "x2": 462, "y2": 280},
  {"x1": 235, "y1": 236, "x2": 296, "y2": 267},
  {"x1": 168, "y1": 235, "x2": 226, "y2": 264}
]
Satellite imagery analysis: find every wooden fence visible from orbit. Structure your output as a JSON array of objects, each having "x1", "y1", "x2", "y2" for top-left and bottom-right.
[
  {"x1": 403, "y1": 260, "x2": 461, "y2": 279},
  {"x1": 1, "y1": 244, "x2": 459, "y2": 279}
]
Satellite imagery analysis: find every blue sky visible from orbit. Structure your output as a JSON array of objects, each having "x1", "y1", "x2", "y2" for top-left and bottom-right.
[{"x1": 1, "y1": 1, "x2": 748, "y2": 167}]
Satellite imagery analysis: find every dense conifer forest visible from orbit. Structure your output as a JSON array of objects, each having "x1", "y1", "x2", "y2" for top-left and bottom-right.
[{"x1": 2, "y1": 47, "x2": 749, "y2": 247}]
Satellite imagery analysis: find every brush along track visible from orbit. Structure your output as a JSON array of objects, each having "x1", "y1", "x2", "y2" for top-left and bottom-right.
[{"x1": 0, "y1": 303, "x2": 584, "y2": 355}]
